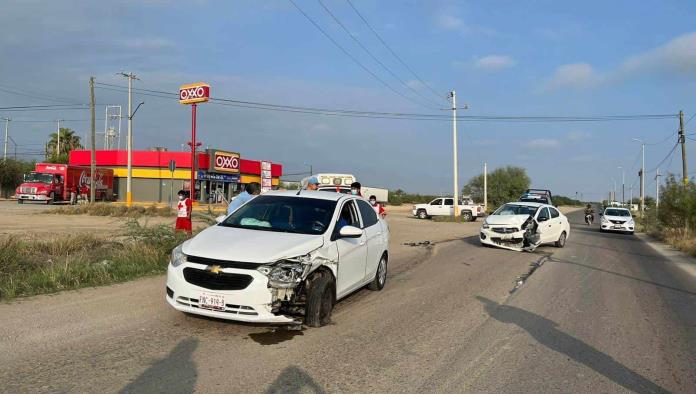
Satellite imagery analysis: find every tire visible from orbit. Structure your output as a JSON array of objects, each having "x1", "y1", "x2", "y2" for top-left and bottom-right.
[
  {"x1": 461, "y1": 211, "x2": 473, "y2": 222},
  {"x1": 555, "y1": 231, "x2": 567, "y2": 248},
  {"x1": 368, "y1": 254, "x2": 388, "y2": 291},
  {"x1": 304, "y1": 272, "x2": 335, "y2": 327},
  {"x1": 47, "y1": 193, "x2": 54, "y2": 205},
  {"x1": 417, "y1": 210, "x2": 428, "y2": 219},
  {"x1": 17, "y1": 199, "x2": 23, "y2": 204},
  {"x1": 470, "y1": 216, "x2": 477, "y2": 222}
]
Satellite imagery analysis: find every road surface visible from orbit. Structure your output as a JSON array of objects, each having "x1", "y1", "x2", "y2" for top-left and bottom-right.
[{"x1": 1, "y1": 209, "x2": 694, "y2": 393}]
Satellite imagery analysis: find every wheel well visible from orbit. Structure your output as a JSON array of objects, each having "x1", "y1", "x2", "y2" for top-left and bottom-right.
[
  {"x1": 381, "y1": 251, "x2": 388, "y2": 261},
  {"x1": 307, "y1": 266, "x2": 336, "y2": 299}
]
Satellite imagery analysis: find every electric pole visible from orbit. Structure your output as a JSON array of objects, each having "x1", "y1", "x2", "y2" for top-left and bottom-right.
[
  {"x1": 2, "y1": 117, "x2": 9, "y2": 162},
  {"x1": 483, "y1": 162, "x2": 488, "y2": 212},
  {"x1": 89, "y1": 77, "x2": 96, "y2": 203},
  {"x1": 118, "y1": 72, "x2": 139, "y2": 206},
  {"x1": 633, "y1": 138, "x2": 645, "y2": 217},
  {"x1": 655, "y1": 169, "x2": 661, "y2": 209},
  {"x1": 679, "y1": 110, "x2": 688, "y2": 185},
  {"x1": 55, "y1": 119, "x2": 62, "y2": 159},
  {"x1": 618, "y1": 166, "x2": 625, "y2": 206},
  {"x1": 449, "y1": 90, "x2": 459, "y2": 217}
]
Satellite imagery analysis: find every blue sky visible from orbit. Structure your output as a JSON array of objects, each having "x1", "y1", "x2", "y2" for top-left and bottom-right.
[{"x1": 2, "y1": 0, "x2": 696, "y2": 198}]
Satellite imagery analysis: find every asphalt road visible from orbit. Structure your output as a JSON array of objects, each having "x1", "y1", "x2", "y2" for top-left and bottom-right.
[{"x1": 1, "y1": 210, "x2": 694, "y2": 393}]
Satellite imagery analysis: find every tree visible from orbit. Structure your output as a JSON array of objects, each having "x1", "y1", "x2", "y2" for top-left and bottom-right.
[
  {"x1": 463, "y1": 166, "x2": 530, "y2": 209},
  {"x1": 0, "y1": 159, "x2": 35, "y2": 198},
  {"x1": 45, "y1": 127, "x2": 83, "y2": 163}
]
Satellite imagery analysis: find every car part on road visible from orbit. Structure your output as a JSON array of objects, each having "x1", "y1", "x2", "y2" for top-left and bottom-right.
[{"x1": 510, "y1": 255, "x2": 549, "y2": 293}]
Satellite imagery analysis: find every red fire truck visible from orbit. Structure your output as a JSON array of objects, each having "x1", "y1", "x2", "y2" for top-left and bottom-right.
[{"x1": 15, "y1": 163, "x2": 114, "y2": 204}]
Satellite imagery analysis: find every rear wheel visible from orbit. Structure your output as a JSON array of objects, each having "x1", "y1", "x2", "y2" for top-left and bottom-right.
[
  {"x1": 304, "y1": 272, "x2": 334, "y2": 327},
  {"x1": 17, "y1": 199, "x2": 23, "y2": 204},
  {"x1": 555, "y1": 231, "x2": 567, "y2": 248},
  {"x1": 368, "y1": 254, "x2": 388, "y2": 291},
  {"x1": 417, "y1": 210, "x2": 428, "y2": 219},
  {"x1": 461, "y1": 211, "x2": 473, "y2": 222}
]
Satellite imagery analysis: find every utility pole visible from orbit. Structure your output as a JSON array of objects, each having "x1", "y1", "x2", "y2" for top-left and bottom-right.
[
  {"x1": 483, "y1": 162, "x2": 488, "y2": 212},
  {"x1": 633, "y1": 138, "x2": 645, "y2": 217},
  {"x1": 655, "y1": 169, "x2": 661, "y2": 209},
  {"x1": 55, "y1": 119, "x2": 62, "y2": 159},
  {"x1": 118, "y1": 72, "x2": 139, "y2": 206},
  {"x1": 2, "y1": 117, "x2": 9, "y2": 162},
  {"x1": 450, "y1": 90, "x2": 459, "y2": 217},
  {"x1": 618, "y1": 166, "x2": 625, "y2": 206},
  {"x1": 89, "y1": 77, "x2": 96, "y2": 203},
  {"x1": 679, "y1": 110, "x2": 688, "y2": 185}
]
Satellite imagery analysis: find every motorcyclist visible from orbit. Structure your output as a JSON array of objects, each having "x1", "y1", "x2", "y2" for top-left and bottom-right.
[{"x1": 584, "y1": 203, "x2": 595, "y2": 225}]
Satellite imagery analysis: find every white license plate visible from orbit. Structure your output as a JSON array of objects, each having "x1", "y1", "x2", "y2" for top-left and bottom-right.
[
  {"x1": 500, "y1": 234, "x2": 513, "y2": 240},
  {"x1": 613, "y1": 225, "x2": 623, "y2": 229},
  {"x1": 198, "y1": 292, "x2": 225, "y2": 311}
]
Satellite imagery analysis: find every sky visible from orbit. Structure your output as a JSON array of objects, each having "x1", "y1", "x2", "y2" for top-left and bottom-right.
[{"x1": 2, "y1": 0, "x2": 696, "y2": 199}]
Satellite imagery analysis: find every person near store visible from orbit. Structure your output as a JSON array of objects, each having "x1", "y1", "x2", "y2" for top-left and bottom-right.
[
  {"x1": 175, "y1": 190, "x2": 193, "y2": 235},
  {"x1": 369, "y1": 195, "x2": 386, "y2": 218},
  {"x1": 227, "y1": 182, "x2": 261, "y2": 215},
  {"x1": 306, "y1": 177, "x2": 320, "y2": 190},
  {"x1": 350, "y1": 182, "x2": 362, "y2": 196}
]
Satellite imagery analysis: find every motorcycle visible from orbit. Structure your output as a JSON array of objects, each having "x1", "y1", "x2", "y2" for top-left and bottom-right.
[{"x1": 585, "y1": 213, "x2": 594, "y2": 225}]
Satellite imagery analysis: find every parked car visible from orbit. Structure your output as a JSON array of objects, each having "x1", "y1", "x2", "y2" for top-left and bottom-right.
[
  {"x1": 600, "y1": 207, "x2": 635, "y2": 234},
  {"x1": 166, "y1": 190, "x2": 389, "y2": 327},
  {"x1": 412, "y1": 197, "x2": 484, "y2": 221},
  {"x1": 479, "y1": 202, "x2": 570, "y2": 251}
]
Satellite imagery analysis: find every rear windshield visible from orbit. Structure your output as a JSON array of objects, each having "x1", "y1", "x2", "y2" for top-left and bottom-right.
[
  {"x1": 605, "y1": 209, "x2": 631, "y2": 217},
  {"x1": 220, "y1": 195, "x2": 337, "y2": 235},
  {"x1": 493, "y1": 204, "x2": 539, "y2": 216}
]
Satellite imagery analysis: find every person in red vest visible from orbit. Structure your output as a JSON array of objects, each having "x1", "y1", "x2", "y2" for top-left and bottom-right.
[
  {"x1": 175, "y1": 190, "x2": 193, "y2": 234},
  {"x1": 369, "y1": 195, "x2": 387, "y2": 219}
]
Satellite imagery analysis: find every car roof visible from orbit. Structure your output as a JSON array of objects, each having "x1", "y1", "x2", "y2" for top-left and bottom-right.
[{"x1": 262, "y1": 189, "x2": 352, "y2": 201}]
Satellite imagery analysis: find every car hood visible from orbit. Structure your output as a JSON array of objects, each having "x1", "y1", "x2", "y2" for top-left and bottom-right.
[
  {"x1": 485, "y1": 214, "x2": 530, "y2": 227},
  {"x1": 182, "y1": 225, "x2": 325, "y2": 264},
  {"x1": 604, "y1": 215, "x2": 632, "y2": 222}
]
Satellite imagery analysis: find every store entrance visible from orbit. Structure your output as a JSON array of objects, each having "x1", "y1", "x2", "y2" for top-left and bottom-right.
[{"x1": 205, "y1": 181, "x2": 238, "y2": 204}]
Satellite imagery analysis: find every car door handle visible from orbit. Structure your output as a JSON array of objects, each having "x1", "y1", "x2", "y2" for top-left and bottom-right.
[{"x1": 359, "y1": 241, "x2": 366, "y2": 245}]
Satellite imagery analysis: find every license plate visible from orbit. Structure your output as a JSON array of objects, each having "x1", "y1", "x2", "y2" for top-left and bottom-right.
[
  {"x1": 613, "y1": 225, "x2": 623, "y2": 229},
  {"x1": 501, "y1": 234, "x2": 513, "y2": 240},
  {"x1": 198, "y1": 292, "x2": 225, "y2": 311}
]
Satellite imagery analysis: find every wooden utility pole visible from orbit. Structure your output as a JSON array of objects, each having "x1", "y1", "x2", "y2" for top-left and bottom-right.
[
  {"x1": 89, "y1": 77, "x2": 96, "y2": 203},
  {"x1": 679, "y1": 110, "x2": 688, "y2": 185}
]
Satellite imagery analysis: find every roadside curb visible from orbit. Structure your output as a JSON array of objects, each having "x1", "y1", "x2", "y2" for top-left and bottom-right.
[{"x1": 635, "y1": 232, "x2": 696, "y2": 278}]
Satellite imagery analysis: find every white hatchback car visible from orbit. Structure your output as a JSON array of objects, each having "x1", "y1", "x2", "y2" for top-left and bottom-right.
[
  {"x1": 166, "y1": 190, "x2": 389, "y2": 327},
  {"x1": 600, "y1": 207, "x2": 635, "y2": 234},
  {"x1": 480, "y1": 202, "x2": 570, "y2": 252}
]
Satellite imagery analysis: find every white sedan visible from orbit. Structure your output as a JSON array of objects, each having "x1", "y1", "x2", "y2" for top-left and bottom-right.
[
  {"x1": 480, "y1": 202, "x2": 570, "y2": 252},
  {"x1": 166, "y1": 190, "x2": 389, "y2": 327},
  {"x1": 600, "y1": 207, "x2": 635, "y2": 234}
]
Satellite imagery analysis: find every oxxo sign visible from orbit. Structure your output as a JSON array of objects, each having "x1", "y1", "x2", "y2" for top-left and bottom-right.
[
  {"x1": 210, "y1": 150, "x2": 240, "y2": 174},
  {"x1": 179, "y1": 82, "x2": 210, "y2": 104}
]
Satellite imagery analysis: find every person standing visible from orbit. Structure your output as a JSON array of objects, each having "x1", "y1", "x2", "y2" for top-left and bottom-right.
[
  {"x1": 227, "y1": 182, "x2": 261, "y2": 215},
  {"x1": 369, "y1": 195, "x2": 386, "y2": 218},
  {"x1": 175, "y1": 190, "x2": 193, "y2": 234}
]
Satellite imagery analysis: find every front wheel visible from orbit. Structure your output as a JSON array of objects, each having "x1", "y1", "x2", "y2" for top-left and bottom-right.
[
  {"x1": 555, "y1": 231, "x2": 567, "y2": 248},
  {"x1": 417, "y1": 210, "x2": 428, "y2": 219},
  {"x1": 368, "y1": 254, "x2": 388, "y2": 291},
  {"x1": 304, "y1": 272, "x2": 335, "y2": 327},
  {"x1": 46, "y1": 193, "x2": 54, "y2": 205}
]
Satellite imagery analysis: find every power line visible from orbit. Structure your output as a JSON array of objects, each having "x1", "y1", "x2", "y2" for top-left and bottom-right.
[
  {"x1": 0, "y1": 84, "x2": 80, "y2": 104},
  {"x1": 0, "y1": 104, "x2": 88, "y2": 110},
  {"x1": 287, "y1": 0, "x2": 438, "y2": 111},
  {"x1": 684, "y1": 112, "x2": 696, "y2": 126},
  {"x1": 316, "y1": 0, "x2": 441, "y2": 109},
  {"x1": 645, "y1": 130, "x2": 677, "y2": 145},
  {"x1": 345, "y1": 0, "x2": 444, "y2": 102},
  {"x1": 646, "y1": 142, "x2": 679, "y2": 173}
]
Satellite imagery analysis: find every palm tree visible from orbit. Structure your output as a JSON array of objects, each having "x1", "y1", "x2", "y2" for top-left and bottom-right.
[{"x1": 45, "y1": 128, "x2": 83, "y2": 162}]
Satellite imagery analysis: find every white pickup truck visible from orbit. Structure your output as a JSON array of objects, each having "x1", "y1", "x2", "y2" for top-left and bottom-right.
[{"x1": 412, "y1": 197, "x2": 485, "y2": 221}]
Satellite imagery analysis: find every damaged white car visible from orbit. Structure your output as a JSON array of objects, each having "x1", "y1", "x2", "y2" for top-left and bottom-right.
[
  {"x1": 166, "y1": 191, "x2": 389, "y2": 327},
  {"x1": 479, "y1": 202, "x2": 569, "y2": 252}
]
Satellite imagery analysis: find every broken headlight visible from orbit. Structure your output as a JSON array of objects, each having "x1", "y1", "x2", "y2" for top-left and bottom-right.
[{"x1": 258, "y1": 254, "x2": 312, "y2": 289}]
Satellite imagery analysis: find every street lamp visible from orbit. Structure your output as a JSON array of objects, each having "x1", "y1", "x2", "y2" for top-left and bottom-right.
[
  {"x1": 632, "y1": 138, "x2": 645, "y2": 216},
  {"x1": 617, "y1": 166, "x2": 625, "y2": 206}
]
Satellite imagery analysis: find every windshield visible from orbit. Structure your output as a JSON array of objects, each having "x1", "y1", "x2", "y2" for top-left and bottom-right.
[
  {"x1": 24, "y1": 173, "x2": 53, "y2": 183},
  {"x1": 493, "y1": 204, "x2": 539, "y2": 216},
  {"x1": 220, "y1": 195, "x2": 337, "y2": 235},
  {"x1": 605, "y1": 208, "x2": 631, "y2": 217}
]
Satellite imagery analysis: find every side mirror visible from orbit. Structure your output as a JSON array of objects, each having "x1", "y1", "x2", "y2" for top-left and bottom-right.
[
  {"x1": 339, "y1": 225, "x2": 363, "y2": 238},
  {"x1": 215, "y1": 215, "x2": 226, "y2": 224}
]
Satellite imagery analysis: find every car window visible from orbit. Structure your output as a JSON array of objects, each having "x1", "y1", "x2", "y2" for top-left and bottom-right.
[
  {"x1": 430, "y1": 199, "x2": 442, "y2": 206},
  {"x1": 549, "y1": 207, "x2": 560, "y2": 218},
  {"x1": 220, "y1": 195, "x2": 336, "y2": 235},
  {"x1": 605, "y1": 208, "x2": 631, "y2": 217},
  {"x1": 537, "y1": 207, "x2": 550, "y2": 221},
  {"x1": 356, "y1": 199, "x2": 379, "y2": 228},
  {"x1": 337, "y1": 200, "x2": 360, "y2": 229},
  {"x1": 443, "y1": 198, "x2": 454, "y2": 206}
]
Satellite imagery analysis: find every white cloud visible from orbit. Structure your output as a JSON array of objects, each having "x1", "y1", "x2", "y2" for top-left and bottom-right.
[
  {"x1": 566, "y1": 131, "x2": 591, "y2": 141},
  {"x1": 621, "y1": 31, "x2": 696, "y2": 76},
  {"x1": 435, "y1": 14, "x2": 464, "y2": 30},
  {"x1": 474, "y1": 55, "x2": 516, "y2": 70},
  {"x1": 523, "y1": 139, "x2": 561, "y2": 149},
  {"x1": 545, "y1": 63, "x2": 601, "y2": 91}
]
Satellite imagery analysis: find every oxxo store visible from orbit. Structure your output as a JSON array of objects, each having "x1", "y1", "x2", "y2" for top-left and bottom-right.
[{"x1": 69, "y1": 149, "x2": 283, "y2": 203}]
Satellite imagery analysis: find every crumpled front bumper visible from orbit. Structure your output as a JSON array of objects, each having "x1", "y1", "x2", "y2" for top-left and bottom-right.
[{"x1": 480, "y1": 228, "x2": 527, "y2": 251}]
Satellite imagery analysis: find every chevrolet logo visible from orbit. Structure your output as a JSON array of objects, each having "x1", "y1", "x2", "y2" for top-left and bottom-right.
[{"x1": 206, "y1": 265, "x2": 222, "y2": 274}]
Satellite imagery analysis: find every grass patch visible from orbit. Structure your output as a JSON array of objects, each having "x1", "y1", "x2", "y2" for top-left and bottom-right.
[
  {"x1": 46, "y1": 203, "x2": 175, "y2": 218},
  {"x1": 0, "y1": 220, "x2": 189, "y2": 300}
]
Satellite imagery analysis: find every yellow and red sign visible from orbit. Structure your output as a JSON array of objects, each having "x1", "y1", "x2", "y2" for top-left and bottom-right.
[
  {"x1": 179, "y1": 82, "x2": 210, "y2": 104},
  {"x1": 211, "y1": 150, "x2": 240, "y2": 173}
]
